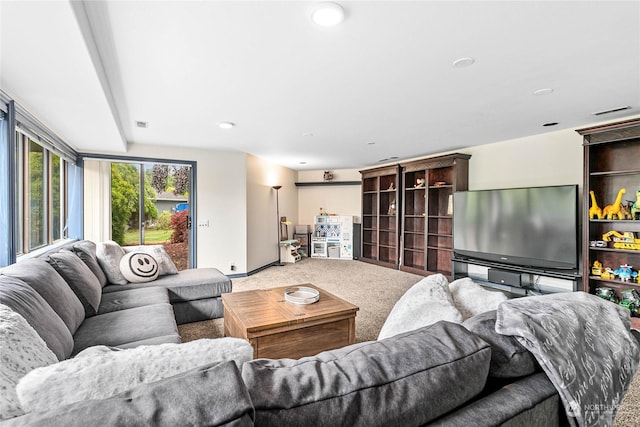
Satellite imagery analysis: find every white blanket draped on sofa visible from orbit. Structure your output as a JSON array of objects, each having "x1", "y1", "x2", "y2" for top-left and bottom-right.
[{"x1": 496, "y1": 292, "x2": 640, "y2": 427}]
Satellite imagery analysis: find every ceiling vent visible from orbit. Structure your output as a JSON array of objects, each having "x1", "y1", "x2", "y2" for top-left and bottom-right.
[{"x1": 592, "y1": 106, "x2": 631, "y2": 116}]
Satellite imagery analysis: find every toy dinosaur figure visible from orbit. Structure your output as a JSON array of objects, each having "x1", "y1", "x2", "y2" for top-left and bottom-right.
[
  {"x1": 620, "y1": 202, "x2": 633, "y2": 220},
  {"x1": 631, "y1": 189, "x2": 640, "y2": 220},
  {"x1": 589, "y1": 191, "x2": 603, "y2": 219},
  {"x1": 602, "y1": 188, "x2": 626, "y2": 220}
]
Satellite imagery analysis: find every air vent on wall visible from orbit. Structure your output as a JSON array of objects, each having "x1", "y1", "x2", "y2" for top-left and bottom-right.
[{"x1": 592, "y1": 106, "x2": 631, "y2": 116}]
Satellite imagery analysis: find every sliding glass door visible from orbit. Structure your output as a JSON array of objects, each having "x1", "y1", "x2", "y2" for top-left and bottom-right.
[{"x1": 110, "y1": 161, "x2": 192, "y2": 270}]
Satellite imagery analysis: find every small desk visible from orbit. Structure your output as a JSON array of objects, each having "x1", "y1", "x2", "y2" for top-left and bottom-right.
[{"x1": 222, "y1": 284, "x2": 359, "y2": 359}]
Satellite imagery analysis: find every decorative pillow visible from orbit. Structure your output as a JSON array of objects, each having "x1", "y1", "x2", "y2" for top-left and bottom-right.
[
  {"x1": 462, "y1": 310, "x2": 538, "y2": 378},
  {"x1": 0, "y1": 304, "x2": 58, "y2": 420},
  {"x1": 119, "y1": 252, "x2": 159, "y2": 283},
  {"x1": 71, "y1": 241, "x2": 109, "y2": 288},
  {"x1": 378, "y1": 273, "x2": 462, "y2": 340},
  {"x1": 0, "y1": 259, "x2": 85, "y2": 335},
  {"x1": 96, "y1": 241, "x2": 127, "y2": 285},
  {"x1": 16, "y1": 338, "x2": 253, "y2": 414},
  {"x1": 0, "y1": 275, "x2": 74, "y2": 361},
  {"x1": 449, "y1": 277, "x2": 508, "y2": 320},
  {"x1": 243, "y1": 322, "x2": 491, "y2": 426},
  {"x1": 123, "y1": 245, "x2": 178, "y2": 276},
  {"x1": 46, "y1": 250, "x2": 102, "y2": 317}
]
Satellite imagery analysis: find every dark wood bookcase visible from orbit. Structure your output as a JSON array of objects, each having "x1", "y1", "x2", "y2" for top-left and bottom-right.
[
  {"x1": 399, "y1": 154, "x2": 470, "y2": 278},
  {"x1": 359, "y1": 165, "x2": 401, "y2": 268},
  {"x1": 577, "y1": 118, "x2": 640, "y2": 329}
]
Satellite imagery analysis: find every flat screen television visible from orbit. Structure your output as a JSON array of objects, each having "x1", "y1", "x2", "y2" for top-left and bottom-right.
[{"x1": 453, "y1": 185, "x2": 579, "y2": 271}]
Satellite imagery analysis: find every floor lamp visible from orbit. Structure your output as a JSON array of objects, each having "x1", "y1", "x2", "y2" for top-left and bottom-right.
[{"x1": 272, "y1": 185, "x2": 283, "y2": 266}]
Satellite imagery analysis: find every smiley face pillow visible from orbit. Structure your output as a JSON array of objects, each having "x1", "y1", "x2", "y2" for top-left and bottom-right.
[{"x1": 119, "y1": 252, "x2": 159, "y2": 283}]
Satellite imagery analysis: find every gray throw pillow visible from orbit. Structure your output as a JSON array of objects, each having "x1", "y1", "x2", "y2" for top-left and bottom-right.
[
  {"x1": 462, "y1": 310, "x2": 538, "y2": 378},
  {"x1": 46, "y1": 250, "x2": 102, "y2": 317},
  {"x1": 0, "y1": 259, "x2": 85, "y2": 335},
  {"x1": 71, "y1": 241, "x2": 108, "y2": 288},
  {"x1": 96, "y1": 241, "x2": 128, "y2": 285},
  {"x1": 0, "y1": 275, "x2": 73, "y2": 360},
  {"x1": 242, "y1": 321, "x2": 491, "y2": 426}
]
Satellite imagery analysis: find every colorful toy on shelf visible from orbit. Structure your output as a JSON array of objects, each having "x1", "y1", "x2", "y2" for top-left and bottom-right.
[
  {"x1": 631, "y1": 189, "x2": 640, "y2": 220},
  {"x1": 601, "y1": 267, "x2": 616, "y2": 280},
  {"x1": 589, "y1": 191, "x2": 603, "y2": 219},
  {"x1": 602, "y1": 188, "x2": 626, "y2": 220},
  {"x1": 602, "y1": 231, "x2": 640, "y2": 250},
  {"x1": 595, "y1": 287, "x2": 618, "y2": 303},
  {"x1": 619, "y1": 289, "x2": 640, "y2": 317},
  {"x1": 591, "y1": 260, "x2": 603, "y2": 276},
  {"x1": 613, "y1": 264, "x2": 638, "y2": 282},
  {"x1": 620, "y1": 202, "x2": 633, "y2": 220}
]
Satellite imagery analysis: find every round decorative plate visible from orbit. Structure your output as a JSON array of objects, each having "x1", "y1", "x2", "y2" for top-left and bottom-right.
[{"x1": 284, "y1": 286, "x2": 320, "y2": 305}]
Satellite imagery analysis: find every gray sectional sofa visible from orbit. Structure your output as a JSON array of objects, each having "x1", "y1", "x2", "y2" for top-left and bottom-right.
[
  {"x1": 1, "y1": 241, "x2": 639, "y2": 426},
  {"x1": 0, "y1": 239, "x2": 231, "y2": 358},
  {"x1": 4, "y1": 319, "x2": 579, "y2": 427}
]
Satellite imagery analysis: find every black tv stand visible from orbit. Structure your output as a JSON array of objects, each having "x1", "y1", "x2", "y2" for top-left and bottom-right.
[{"x1": 452, "y1": 256, "x2": 581, "y2": 295}]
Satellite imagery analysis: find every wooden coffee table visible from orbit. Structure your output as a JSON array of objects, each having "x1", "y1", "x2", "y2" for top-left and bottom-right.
[{"x1": 221, "y1": 284, "x2": 359, "y2": 359}]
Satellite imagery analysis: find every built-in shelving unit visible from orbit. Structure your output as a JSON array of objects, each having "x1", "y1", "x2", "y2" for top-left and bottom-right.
[
  {"x1": 578, "y1": 118, "x2": 640, "y2": 330},
  {"x1": 400, "y1": 154, "x2": 470, "y2": 278},
  {"x1": 359, "y1": 165, "x2": 400, "y2": 268}
]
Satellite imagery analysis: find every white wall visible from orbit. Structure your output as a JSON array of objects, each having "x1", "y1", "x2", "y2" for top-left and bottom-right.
[
  {"x1": 124, "y1": 144, "x2": 248, "y2": 274},
  {"x1": 296, "y1": 169, "x2": 362, "y2": 227},
  {"x1": 245, "y1": 154, "x2": 298, "y2": 272},
  {"x1": 463, "y1": 127, "x2": 583, "y2": 190}
]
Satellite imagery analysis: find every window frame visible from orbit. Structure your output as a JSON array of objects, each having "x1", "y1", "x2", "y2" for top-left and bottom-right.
[{"x1": 1, "y1": 90, "x2": 79, "y2": 266}]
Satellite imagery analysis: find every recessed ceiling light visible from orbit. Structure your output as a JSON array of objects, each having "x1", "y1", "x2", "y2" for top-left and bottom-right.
[
  {"x1": 367, "y1": 142, "x2": 376, "y2": 145},
  {"x1": 303, "y1": 132, "x2": 314, "y2": 137},
  {"x1": 543, "y1": 122, "x2": 558, "y2": 127},
  {"x1": 299, "y1": 161, "x2": 308, "y2": 165},
  {"x1": 533, "y1": 88, "x2": 554, "y2": 96},
  {"x1": 452, "y1": 57, "x2": 475, "y2": 68},
  {"x1": 310, "y1": 2, "x2": 345, "y2": 26},
  {"x1": 389, "y1": 156, "x2": 399, "y2": 160},
  {"x1": 218, "y1": 121, "x2": 235, "y2": 129},
  {"x1": 378, "y1": 158, "x2": 389, "y2": 162},
  {"x1": 593, "y1": 106, "x2": 632, "y2": 116},
  {"x1": 135, "y1": 121, "x2": 148, "y2": 128}
]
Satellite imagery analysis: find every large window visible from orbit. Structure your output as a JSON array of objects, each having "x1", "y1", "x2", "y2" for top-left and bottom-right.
[
  {"x1": 1, "y1": 91, "x2": 78, "y2": 266},
  {"x1": 16, "y1": 131, "x2": 68, "y2": 254}
]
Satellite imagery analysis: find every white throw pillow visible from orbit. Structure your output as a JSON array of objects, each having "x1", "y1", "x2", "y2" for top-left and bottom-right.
[
  {"x1": 449, "y1": 277, "x2": 508, "y2": 320},
  {"x1": 0, "y1": 304, "x2": 57, "y2": 420},
  {"x1": 123, "y1": 245, "x2": 178, "y2": 276},
  {"x1": 378, "y1": 274, "x2": 463, "y2": 340},
  {"x1": 96, "y1": 240, "x2": 128, "y2": 285},
  {"x1": 119, "y1": 252, "x2": 160, "y2": 283},
  {"x1": 16, "y1": 338, "x2": 253, "y2": 414}
]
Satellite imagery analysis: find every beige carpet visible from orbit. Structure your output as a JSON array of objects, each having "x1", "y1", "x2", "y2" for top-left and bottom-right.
[{"x1": 178, "y1": 258, "x2": 640, "y2": 425}]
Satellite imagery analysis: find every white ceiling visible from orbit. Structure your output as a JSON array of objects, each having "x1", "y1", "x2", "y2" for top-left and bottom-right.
[{"x1": 1, "y1": 1, "x2": 639, "y2": 170}]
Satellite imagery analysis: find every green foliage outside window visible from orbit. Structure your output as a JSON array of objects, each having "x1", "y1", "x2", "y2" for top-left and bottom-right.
[{"x1": 110, "y1": 163, "x2": 158, "y2": 245}]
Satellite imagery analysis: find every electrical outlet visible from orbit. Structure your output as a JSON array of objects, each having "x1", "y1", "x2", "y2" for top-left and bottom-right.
[{"x1": 230, "y1": 263, "x2": 236, "y2": 271}]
